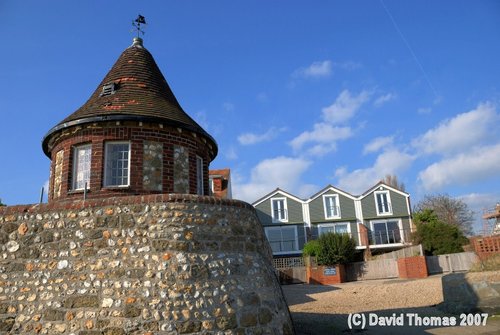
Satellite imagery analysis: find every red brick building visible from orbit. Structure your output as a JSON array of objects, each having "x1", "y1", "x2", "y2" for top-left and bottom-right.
[{"x1": 42, "y1": 37, "x2": 217, "y2": 202}]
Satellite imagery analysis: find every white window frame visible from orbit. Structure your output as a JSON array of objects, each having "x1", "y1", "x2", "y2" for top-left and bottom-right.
[
  {"x1": 370, "y1": 219, "x2": 403, "y2": 245},
  {"x1": 374, "y1": 190, "x2": 393, "y2": 215},
  {"x1": 264, "y1": 225, "x2": 298, "y2": 255},
  {"x1": 271, "y1": 197, "x2": 288, "y2": 223},
  {"x1": 196, "y1": 156, "x2": 204, "y2": 195},
  {"x1": 317, "y1": 222, "x2": 351, "y2": 236},
  {"x1": 72, "y1": 144, "x2": 92, "y2": 190},
  {"x1": 103, "y1": 141, "x2": 131, "y2": 187},
  {"x1": 323, "y1": 194, "x2": 341, "y2": 219}
]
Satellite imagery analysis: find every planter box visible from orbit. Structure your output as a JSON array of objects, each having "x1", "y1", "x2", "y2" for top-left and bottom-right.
[{"x1": 306, "y1": 264, "x2": 345, "y2": 285}]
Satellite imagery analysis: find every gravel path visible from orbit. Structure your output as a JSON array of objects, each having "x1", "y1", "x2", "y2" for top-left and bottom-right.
[{"x1": 282, "y1": 275, "x2": 500, "y2": 335}]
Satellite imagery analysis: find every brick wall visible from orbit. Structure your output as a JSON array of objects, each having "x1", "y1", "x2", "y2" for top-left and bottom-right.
[
  {"x1": 47, "y1": 121, "x2": 214, "y2": 202},
  {"x1": 397, "y1": 256, "x2": 428, "y2": 279},
  {"x1": 471, "y1": 235, "x2": 500, "y2": 260},
  {"x1": 0, "y1": 194, "x2": 294, "y2": 334},
  {"x1": 306, "y1": 264, "x2": 346, "y2": 285}
]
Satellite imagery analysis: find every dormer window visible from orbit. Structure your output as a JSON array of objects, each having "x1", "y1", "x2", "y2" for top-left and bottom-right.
[
  {"x1": 100, "y1": 82, "x2": 117, "y2": 96},
  {"x1": 323, "y1": 194, "x2": 341, "y2": 219},
  {"x1": 375, "y1": 190, "x2": 392, "y2": 215},
  {"x1": 271, "y1": 198, "x2": 288, "y2": 223}
]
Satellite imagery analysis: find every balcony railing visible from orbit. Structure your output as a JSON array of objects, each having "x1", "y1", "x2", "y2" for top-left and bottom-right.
[{"x1": 368, "y1": 228, "x2": 412, "y2": 246}]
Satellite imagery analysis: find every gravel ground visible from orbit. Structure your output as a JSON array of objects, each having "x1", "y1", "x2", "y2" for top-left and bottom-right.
[{"x1": 282, "y1": 275, "x2": 500, "y2": 335}]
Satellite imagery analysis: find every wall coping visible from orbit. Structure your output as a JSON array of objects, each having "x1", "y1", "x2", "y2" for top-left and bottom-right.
[{"x1": 0, "y1": 194, "x2": 254, "y2": 215}]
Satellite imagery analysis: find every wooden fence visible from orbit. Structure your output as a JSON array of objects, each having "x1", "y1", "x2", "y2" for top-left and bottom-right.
[
  {"x1": 426, "y1": 252, "x2": 479, "y2": 274},
  {"x1": 273, "y1": 251, "x2": 480, "y2": 284},
  {"x1": 344, "y1": 259, "x2": 399, "y2": 281}
]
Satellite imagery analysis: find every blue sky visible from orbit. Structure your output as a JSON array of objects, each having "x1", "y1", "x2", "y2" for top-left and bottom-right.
[{"x1": 1, "y1": 1, "x2": 499, "y2": 233}]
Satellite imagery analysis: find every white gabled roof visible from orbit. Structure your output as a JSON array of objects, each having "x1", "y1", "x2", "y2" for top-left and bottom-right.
[
  {"x1": 359, "y1": 181, "x2": 410, "y2": 199},
  {"x1": 306, "y1": 184, "x2": 357, "y2": 202},
  {"x1": 252, "y1": 188, "x2": 305, "y2": 207}
]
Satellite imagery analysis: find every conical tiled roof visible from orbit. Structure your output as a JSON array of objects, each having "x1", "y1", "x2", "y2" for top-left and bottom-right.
[{"x1": 43, "y1": 38, "x2": 217, "y2": 157}]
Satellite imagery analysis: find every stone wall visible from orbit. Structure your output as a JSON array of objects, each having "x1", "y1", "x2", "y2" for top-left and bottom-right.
[{"x1": 0, "y1": 195, "x2": 294, "y2": 334}]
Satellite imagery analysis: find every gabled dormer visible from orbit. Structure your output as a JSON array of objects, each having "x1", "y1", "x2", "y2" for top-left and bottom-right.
[{"x1": 307, "y1": 185, "x2": 357, "y2": 223}]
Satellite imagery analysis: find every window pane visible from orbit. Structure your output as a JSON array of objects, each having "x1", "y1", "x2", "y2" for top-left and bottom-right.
[
  {"x1": 73, "y1": 145, "x2": 91, "y2": 190},
  {"x1": 386, "y1": 221, "x2": 401, "y2": 243},
  {"x1": 105, "y1": 143, "x2": 130, "y2": 186},
  {"x1": 335, "y1": 224, "x2": 348, "y2": 234},
  {"x1": 373, "y1": 222, "x2": 388, "y2": 244}
]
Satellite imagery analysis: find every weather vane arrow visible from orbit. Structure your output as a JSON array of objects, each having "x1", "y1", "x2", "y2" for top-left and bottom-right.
[{"x1": 132, "y1": 14, "x2": 147, "y2": 37}]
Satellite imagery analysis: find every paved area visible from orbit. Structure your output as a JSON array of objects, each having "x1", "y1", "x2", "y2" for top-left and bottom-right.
[{"x1": 282, "y1": 277, "x2": 500, "y2": 334}]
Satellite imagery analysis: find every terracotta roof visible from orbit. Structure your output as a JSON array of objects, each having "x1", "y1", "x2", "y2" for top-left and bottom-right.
[{"x1": 43, "y1": 38, "x2": 217, "y2": 157}]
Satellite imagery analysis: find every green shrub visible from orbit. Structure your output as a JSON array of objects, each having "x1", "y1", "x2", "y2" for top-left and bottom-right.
[
  {"x1": 302, "y1": 240, "x2": 321, "y2": 257},
  {"x1": 316, "y1": 233, "x2": 356, "y2": 266}
]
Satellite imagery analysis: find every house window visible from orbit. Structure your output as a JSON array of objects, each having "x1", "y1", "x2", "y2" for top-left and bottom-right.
[
  {"x1": 323, "y1": 194, "x2": 341, "y2": 219},
  {"x1": 271, "y1": 198, "x2": 288, "y2": 222},
  {"x1": 104, "y1": 142, "x2": 130, "y2": 187},
  {"x1": 72, "y1": 144, "x2": 92, "y2": 190},
  {"x1": 264, "y1": 226, "x2": 298, "y2": 254},
  {"x1": 318, "y1": 223, "x2": 349, "y2": 236},
  {"x1": 196, "y1": 156, "x2": 204, "y2": 195},
  {"x1": 375, "y1": 190, "x2": 392, "y2": 215},
  {"x1": 371, "y1": 220, "x2": 401, "y2": 245}
]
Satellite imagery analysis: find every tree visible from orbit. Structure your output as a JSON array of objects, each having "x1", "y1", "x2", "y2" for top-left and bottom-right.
[
  {"x1": 382, "y1": 174, "x2": 405, "y2": 192},
  {"x1": 412, "y1": 209, "x2": 469, "y2": 255},
  {"x1": 414, "y1": 194, "x2": 474, "y2": 236}
]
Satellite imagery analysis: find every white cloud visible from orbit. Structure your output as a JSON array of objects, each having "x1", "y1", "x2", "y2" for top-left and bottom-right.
[
  {"x1": 289, "y1": 123, "x2": 352, "y2": 155},
  {"x1": 256, "y1": 92, "x2": 268, "y2": 103},
  {"x1": 458, "y1": 192, "x2": 500, "y2": 234},
  {"x1": 418, "y1": 143, "x2": 500, "y2": 191},
  {"x1": 232, "y1": 156, "x2": 312, "y2": 202},
  {"x1": 413, "y1": 103, "x2": 497, "y2": 155},
  {"x1": 322, "y1": 89, "x2": 371, "y2": 124},
  {"x1": 373, "y1": 93, "x2": 396, "y2": 107},
  {"x1": 293, "y1": 60, "x2": 332, "y2": 79},
  {"x1": 335, "y1": 149, "x2": 415, "y2": 194},
  {"x1": 238, "y1": 127, "x2": 286, "y2": 146},
  {"x1": 363, "y1": 136, "x2": 394, "y2": 154}
]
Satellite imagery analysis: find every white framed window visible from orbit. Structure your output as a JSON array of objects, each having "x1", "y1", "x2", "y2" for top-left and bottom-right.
[
  {"x1": 264, "y1": 226, "x2": 298, "y2": 254},
  {"x1": 323, "y1": 194, "x2": 341, "y2": 219},
  {"x1": 72, "y1": 144, "x2": 92, "y2": 190},
  {"x1": 370, "y1": 219, "x2": 402, "y2": 245},
  {"x1": 104, "y1": 142, "x2": 130, "y2": 187},
  {"x1": 374, "y1": 190, "x2": 392, "y2": 215},
  {"x1": 196, "y1": 156, "x2": 204, "y2": 195},
  {"x1": 271, "y1": 197, "x2": 288, "y2": 223},
  {"x1": 318, "y1": 222, "x2": 350, "y2": 236}
]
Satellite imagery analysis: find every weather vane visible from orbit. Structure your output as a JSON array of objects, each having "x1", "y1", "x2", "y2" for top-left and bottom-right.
[{"x1": 132, "y1": 14, "x2": 147, "y2": 37}]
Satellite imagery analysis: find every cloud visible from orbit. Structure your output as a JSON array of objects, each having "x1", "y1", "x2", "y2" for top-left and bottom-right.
[
  {"x1": 256, "y1": 92, "x2": 268, "y2": 103},
  {"x1": 238, "y1": 127, "x2": 286, "y2": 145},
  {"x1": 458, "y1": 192, "x2": 500, "y2": 234},
  {"x1": 418, "y1": 143, "x2": 500, "y2": 191},
  {"x1": 322, "y1": 89, "x2": 371, "y2": 124},
  {"x1": 412, "y1": 102, "x2": 497, "y2": 156},
  {"x1": 293, "y1": 60, "x2": 332, "y2": 79},
  {"x1": 335, "y1": 149, "x2": 415, "y2": 194},
  {"x1": 373, "y1": 93, "x2": 396, "y2": 107},
  {"x1": 363, "y1": 136, "x2": 394, "y2": 154},
  {"x1": 290, "y1": 123, "x2": 353, "y2": 155},
  {"x1": 232, "y1": 156, "x2": 312, "y2": 202}
]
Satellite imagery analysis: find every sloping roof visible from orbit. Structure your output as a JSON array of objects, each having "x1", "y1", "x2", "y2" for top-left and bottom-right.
[{"x1": 43, "y1": 38, "x2": 217, "y2": 157}]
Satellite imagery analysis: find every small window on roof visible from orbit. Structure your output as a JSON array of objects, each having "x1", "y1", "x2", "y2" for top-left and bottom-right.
[{"x1": 100, "y1": 82, "x2": 117, "y2": 96}]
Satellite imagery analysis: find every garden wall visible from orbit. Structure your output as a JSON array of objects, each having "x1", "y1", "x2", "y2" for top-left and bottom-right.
[{"x1": 0, "y1": 194, "x2": 294, "y2": 334}]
